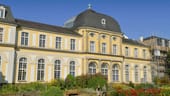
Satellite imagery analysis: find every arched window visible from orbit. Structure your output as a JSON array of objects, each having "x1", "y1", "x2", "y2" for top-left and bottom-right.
[
  {"x1": 18, "y1": 57, "x2": 27, "y2": 81},
  {"x1": 70, "y1": 61, "x2": 75, "y2": 76},
  {"x1": 112, "y1": 64, "x2": 119, "y2": 82},
  {"x1": 89, "y1": 62, "x2": 96, "y2": 75},
  {"x1": 125, "y1": 65, "x2": 129, "y2": 82},
  {"x1": 134, "y1": 65, "x2": 139, "y2": 82},
  {"x1": 101, "y1": 63, "x2": 108, "y2": 77},
  {"x1": 54, "y1": 60, "x2": 61, "y2": 79},
  {"x1": 143, "y1": 66, "x2": 147, "y2": 82},
  {"x1": 37, "y1": 59, "x2": 45, "y2": 81}
]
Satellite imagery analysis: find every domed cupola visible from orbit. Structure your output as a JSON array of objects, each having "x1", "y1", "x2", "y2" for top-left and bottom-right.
[{"x1": 64, "y1": 8, "x2": 122, "y2": 33}]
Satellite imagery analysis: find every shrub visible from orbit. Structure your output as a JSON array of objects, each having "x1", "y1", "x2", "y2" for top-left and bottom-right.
[
  {"x1": 41, "y1": 86, "x2": 63, "y2": 96},
  {"x1": 135, "y1": 83, "x2": 155, "y2": 89},
  {"x1": 49, "y1": 79, "x2": 65, "y2": 89},
  {"x1": 87, "y1": 73, "x2": 107, "y2": 89},
  {"x1": 128, "y1": 81, "x2": 134, "y2": 88},
  {"x1": 65, "y1": 74, "x2": 76, "y2": 89},
  {"x1": 76, "y1": 75, "x2": 88, "y2": 88},
  {"x1": 0, "y1": 84, "x2": 19, "y2": 95}
]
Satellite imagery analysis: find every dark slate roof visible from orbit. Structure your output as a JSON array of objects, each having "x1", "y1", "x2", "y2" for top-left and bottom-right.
[
  {"x1": 15, "y1": 19, "x2": 82, "y2": 36},
  {"x1": 144, "y1": 36, "x2": 170, "y2": 41},
  {"x1": 0, "y1": 4, "x2": 16, "y2": 24},
  {"x1": 123, "y1": 38, "x2": 148, "y2": 47},
  {"x1": 64, "y1": 9, "x2": 122, "y2": 33}
]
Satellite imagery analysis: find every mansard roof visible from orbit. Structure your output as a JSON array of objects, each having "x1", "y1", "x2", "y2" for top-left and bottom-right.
[
  {"x1": 0, "y1": 4, "x2": 16, "y2": 24},
  {"x1": 15, "y1": 19, "x2": 82, "y2": 36},
  {"x1": 123, "y1": 38, "x2": 148, "y2": 47}
]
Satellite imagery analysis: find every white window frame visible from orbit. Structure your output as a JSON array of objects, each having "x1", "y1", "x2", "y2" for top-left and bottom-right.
[
  {"x1": 56, "y1": 37, "x2": 62, "y2": 49},
  {"x1": 112, "y1": 44, "x2": 117, "y2": 55},
  {"x1": 70, "y1": 61, "x2": 75, "y2": 77},
  {"x1": 0, "y1": 6, "x2": 5, "y2": 18},
  {"x1": 37, "y1": 59, "x2": 45, "y2": 81},
  {"x1": 18, "y1": 57, "x2": 27, "y2": 81},
  {"x1": 90, "y1": 41, "x2": 95, "y2": 52},
  {"x1": 102, "y1": 43, "x2": 106, "y2": 54},
  {"x1": 143, "y1": 66, "x2": 147, "y2": 82},
  {"x1": 39, "y1": 34, "x2": 46, "y2": 48},
  {"x1": 134, "y1": 65, "x2": 139, "y2": 82},
  {"x1": 125, "y1": 47, "x2": 129, "y2": 56},
  {"x1": 0, "y1": 27, "x2": 4, "y2": 43},
  {"x1": 134, "y1": 48, "x2": 138, "y2": 58},
  {"x1": 101, "y1": 18, "x2": 106, "y2": 25},
  {"x1": 54, "y1": 60, "x2": 61, "y2": 79},
  {"x1": 101, "y1": 63, "x2": 108, "y2": 77},
  {"x1": 70, "y1": 39, "x2": 76, "y2": 51},
  {"x1": 125, "y1": 65, "x2": 129, "y2": 82},
  {"x1": 88, "y1": 62, "x2": 96, "y2": 75},
  {"x1": 21, "y1": 32, "x2": 29, "y2": 46},
  {"x1": 112, "y1": 64, "x2": 119, "y2": 82},
  {"x1": 143, "y1": 49, "x2": 146, "y2": 59}
]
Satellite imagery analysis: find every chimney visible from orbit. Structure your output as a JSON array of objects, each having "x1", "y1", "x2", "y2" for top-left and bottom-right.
[{"x1": 140, "y1": 36, "x2": 143, "y2": 42}]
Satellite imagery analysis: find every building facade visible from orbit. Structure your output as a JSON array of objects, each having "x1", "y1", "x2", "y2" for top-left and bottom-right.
[
  {"x1": 143, "y1": 36, "x2": 170, "y2": 79},
  {"x1": 0, "y1": 4, "x2": 152, "y2": 84}
]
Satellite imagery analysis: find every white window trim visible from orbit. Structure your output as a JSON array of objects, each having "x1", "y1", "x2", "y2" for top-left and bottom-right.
[
  {"x1": 38, "y1": 34, "x2": 46, "y2": 48},
  {"x1": 0, "y1": 6, "x2": 5, "y2": 18},
  {"x1": 101, "y1": 43, "x2": 106, "y2": 54},
  {"x1": 101, "y1": 18, "x2": 106, "y2": 25},
  {"x1": 70, "y1": 38, "x2": 76, "y2": 51},
  {"x1": 90, "y1": 41, "x2": 95, "y2": 53},
  {"x1": 21, "y1": 32, "x2": 29, "y2": 46},
  {"x1": 112, "y1": 44, "x2": 117, "y2": 55},
  {"x1": 56, "y1": 37, "x2": 62, "y2": 49},
  {"x1": 17, "y1": 57, "x2": 28, "y2": 81}
]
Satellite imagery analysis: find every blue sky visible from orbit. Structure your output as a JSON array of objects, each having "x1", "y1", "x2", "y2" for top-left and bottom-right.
[{"x1": 1, "y1": 0, "x2": 170, "y2": 40}]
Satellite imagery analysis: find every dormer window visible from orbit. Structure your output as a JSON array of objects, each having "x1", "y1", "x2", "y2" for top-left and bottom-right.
[
  {"x1": 112, "y1": 36, "x2": 117, "y2": 41},
  {"x1": 102, "y1": 35, "x2": 106, "y2": 39},
  {"x1": 0, "y1": 6, "x2": 5, "y2": 19},
  {"x1": 89, "y1": 32, "x2": 94, "y2": 37},
  {"x1": 101, "y1": 18, "x2": 106, "y2": 25}
]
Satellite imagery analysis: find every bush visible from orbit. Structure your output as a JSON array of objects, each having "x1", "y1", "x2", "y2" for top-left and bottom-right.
[
  {"x1": 87, "y1": 73, "x2": 107, "y2": 89},
  {"x1": 76, "y1": 75, "x2": 88, "y2": 88},
  {"x1": 41, "y1": 86, "x2": 63, "y2": 96},
  {"x1": 49, "y1": 79, "x2": 65, "y2": 89},
  {"x1": 0, "y1": 84, "x2": 19, "y2": 95},
  {"x1": 65, "y1": 74, "x2": 76, "y2": 89},
  {"x1": 135, "y1": 83, "x2": 155, "y2": 89}
]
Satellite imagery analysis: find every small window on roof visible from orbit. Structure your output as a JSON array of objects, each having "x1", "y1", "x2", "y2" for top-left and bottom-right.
[
  {"x1": 0, "y1": 6, "x2": 5, "y2": 19},
  {"x1": 101, "y1": 18, "x2": 106, "y2": 25}
]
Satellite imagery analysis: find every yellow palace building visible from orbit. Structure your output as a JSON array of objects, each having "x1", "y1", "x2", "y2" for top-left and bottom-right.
[{"x1": 0, "y1": 4, "x2": 152, "y2": 84}]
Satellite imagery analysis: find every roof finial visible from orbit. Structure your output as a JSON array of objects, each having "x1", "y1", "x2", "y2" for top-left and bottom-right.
[{"x1": 88, "y1": 4, "x2": 92, "y2": 9}]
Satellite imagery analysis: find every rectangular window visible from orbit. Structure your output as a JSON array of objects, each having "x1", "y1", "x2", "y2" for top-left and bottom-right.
[
  {"x1": 134, "y1": 48, "x2": 138, "y2": 58},
  {"x1": 0, "y1": 56, "x2": 1, "y2": 71},
  {"x1": 162, "y1": 39, "x2": 165, "y2": 47},
  {"x1": 0, "y1": 28, "x2": 3, "y2": 43},
  {"x1": 102, "y1": 43, "x2": 106, "y2": 54},
  {"x1": 125, "y1": 47, "x2": 129, "y2": 56},
  {"x1": 39, "y1": 34, "x2": 46, "y2": 48},
  {"x1": 0, "y1": 7, "x2": 5, "y2": 18},
  {"x1": 112, "y1": 44, "x2": 117, "y2": 55},
  {"x1": 90, "y1": 41, "x2": 95, "y2": 52},
  {"x1": 125, "y1": 65, "x2": 129, "y2": 82},
  {"x1": 143, "y1": 49, "x2": 146, "y2": 59},
  {"x1": 21, "y1": 32, "x2": 29, "y2": 46},
  {"x1": 70, "y1": 39, "x2": 76, "y2": 51},
  {"x1": 56, "y1": 37, "x2": 62, "y2": 49}
]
